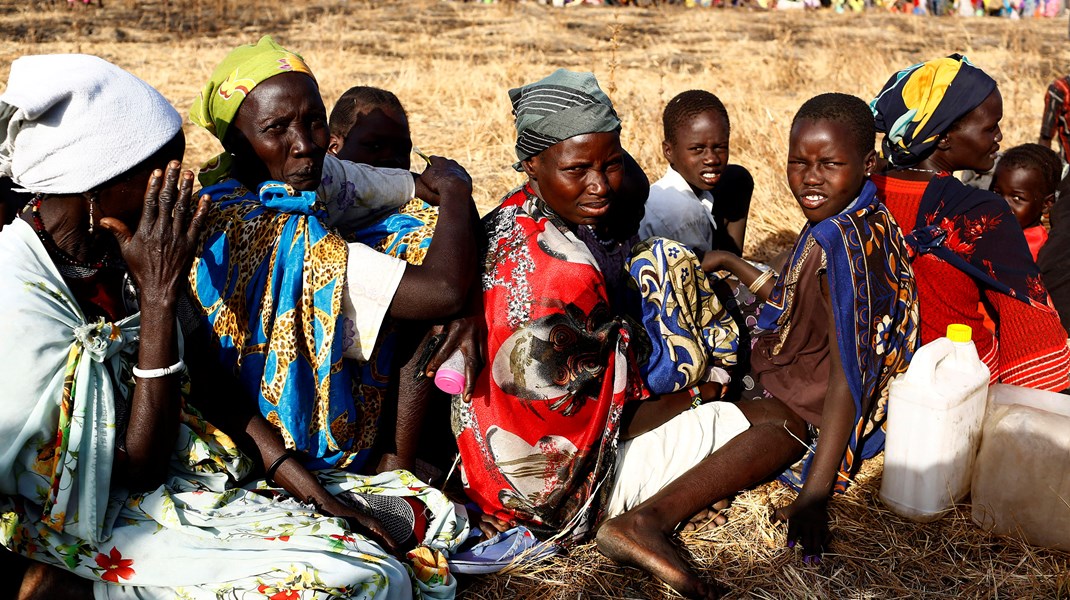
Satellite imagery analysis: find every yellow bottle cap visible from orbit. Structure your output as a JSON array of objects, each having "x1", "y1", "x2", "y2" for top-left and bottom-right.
[{"x1": 946, "y1": 324, "x2": 973, "y2": 343}]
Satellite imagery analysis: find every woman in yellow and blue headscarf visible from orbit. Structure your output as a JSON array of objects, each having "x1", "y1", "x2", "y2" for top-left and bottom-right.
[{"x1": 871, "y1": 54, "x2": 1069, "y2": 391}]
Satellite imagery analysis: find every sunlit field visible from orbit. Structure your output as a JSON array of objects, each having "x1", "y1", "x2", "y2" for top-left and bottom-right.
[{"x1": 3, "y1": 1, "x2": 1068, "y2": 597}]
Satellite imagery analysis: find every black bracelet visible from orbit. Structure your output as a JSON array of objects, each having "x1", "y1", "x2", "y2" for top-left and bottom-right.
[{"x1": 265, "y1": 451, "x2": 295, "y2": 485}]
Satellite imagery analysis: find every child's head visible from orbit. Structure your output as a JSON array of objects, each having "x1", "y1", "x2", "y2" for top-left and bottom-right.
[
  {"x1": 787, "y1": 93, "x2": 876, "y2": 224},
  {"x1": 661, "y1": 90, "x2": 731, "y2": 194},
  {"x1": 328, "y1": 86, "x2": 412, "y2": 170},
  {"x1": 990, "y1": 143, "x2": 1060, "y2": 229}
]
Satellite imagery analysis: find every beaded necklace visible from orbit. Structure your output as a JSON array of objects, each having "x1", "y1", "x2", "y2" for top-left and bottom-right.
[{"x1": 26, "y1": 194, "x2": 122, "y2": 279}]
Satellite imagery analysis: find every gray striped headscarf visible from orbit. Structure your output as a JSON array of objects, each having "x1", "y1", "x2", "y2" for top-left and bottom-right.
[{"x1": 509, "y1": 69, "x2": 621, "y2": 171}]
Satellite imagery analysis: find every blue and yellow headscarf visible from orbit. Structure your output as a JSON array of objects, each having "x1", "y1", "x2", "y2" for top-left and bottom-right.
[
  {"x1": 870, "y1": 54, "x2": 996, "y2": 167},
  {"x1": 189, "y1": 36, "x2": 315, "y2": 186}
]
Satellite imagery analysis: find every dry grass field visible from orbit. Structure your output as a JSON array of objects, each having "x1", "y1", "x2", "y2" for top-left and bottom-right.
[{"x1": 2, "y1": 1, "x2": 1068, "y2": 598}]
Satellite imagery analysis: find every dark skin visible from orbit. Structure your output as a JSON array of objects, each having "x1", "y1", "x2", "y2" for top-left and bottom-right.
[
  {"x1": 222, "y1": 73, "x2": 454, "y2": 543},
  {"x1": 32, "y1": 148, "x2": 402, "y2": 555},
  {"x1": 19, "y1": 134, "x2": 207, "y2": 490},
  {"x1": 517, "y1": 131, "x2": 765, "y2": 598},
  {"x1": 885, "y1": 89, "x2": 1003, "y2": 181},
  {"x1": 224, "y1": 72, "x2": 453, "y2": 213},
  {"x1": 14, "y1": 135, "x2": 207, "y2": 600},
  {"x1": 227, "y1": 73, "x2": 478, "y2": 320},
  {"x1": 324, "y1": 98, "x2": 480, "y2": 475},
  {"x1": 664, "y1": 110, "x2": 749, "y2": 254},
  {"x1": 991, "y1": 164, "x2": 1055, "y2": 230},
  {"x1": 596, "y1": 118, "x2": 875, "y2": 598},
  {"x1": 706, "y1": 118, "x2": 876, "y2": 559},
  {"x1": 329, "y1": 105, "x2": 413, "y2": 170}
]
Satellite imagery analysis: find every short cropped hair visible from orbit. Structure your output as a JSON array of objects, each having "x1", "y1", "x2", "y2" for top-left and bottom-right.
[
  {"x1": 662, "y1": 90, "x2": 730, "y2": 143},
  {"x1": 328, "y1": 86, "x2": 407, "y2": 137},
  {"x1": 998, "y1": 143, "x2": 1063, "y2": 194},
  {"x1": 791, "y1": 92, "x2": 876, "y2": 157}
]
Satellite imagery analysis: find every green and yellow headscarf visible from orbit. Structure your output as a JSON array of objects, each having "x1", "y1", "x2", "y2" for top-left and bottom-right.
[
  {"x1": 190, "y1": 35, "x2": 314, "y2": 186},
  {"x1": 870, "y1": 54, "x2": 996, "y2": 168}
]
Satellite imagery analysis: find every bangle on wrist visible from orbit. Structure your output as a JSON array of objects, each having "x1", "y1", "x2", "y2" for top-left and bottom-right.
[
  {"x1": 266, "y1": 450, "x2": 296, "y2": 485},
  {"x1": 688, "y1": 385, "x2": 703, "y2": 409},
  {"x1": 132, "y1": 359, "x2": 186, "y2": 379},
  {"x1": 748, "y1": 270, "x2": 775, "y2": 294}
]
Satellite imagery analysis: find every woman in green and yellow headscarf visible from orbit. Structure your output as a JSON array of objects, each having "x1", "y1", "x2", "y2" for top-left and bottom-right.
[
  {"x1": 188, "y1": 34, "x2": 480, "y2": 469},
  {"x1": 186, "y1": 36, "x2": 480, "y2": 594}
]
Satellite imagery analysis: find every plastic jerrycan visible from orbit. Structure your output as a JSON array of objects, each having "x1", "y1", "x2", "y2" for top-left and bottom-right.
[
  {"x1": 879, "y1": 324, "x2": 991, "y2": 522},
  {"x1": 971, "y1": 383, "x2": 1070, "y2": 551}
]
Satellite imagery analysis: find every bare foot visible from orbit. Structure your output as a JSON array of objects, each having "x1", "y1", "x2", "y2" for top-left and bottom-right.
[
  {"x1": 681, "y1": 498, "x2": 731, "y2": 533},
  {"x1": 596, "y1": 511, "x2": 724, "y2": 599}
]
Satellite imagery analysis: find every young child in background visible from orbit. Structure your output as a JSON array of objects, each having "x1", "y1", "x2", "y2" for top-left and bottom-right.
[
  {"x1": 640, "y1": 90, "x2": 753, "y2": 256},
  {"x1": 990, "y1": 143, "x2": 1060, "y2": 261},
  {"x1": 327, "y1": 86, "x2": 471, "y2": 479},
  {"x1": 328, "y1": 86, "x2": 439, "y2": 264},
  {"x1": 330, "y1": 86, "x2": 414, "y2": 170},
  {"x1": 660, "y1": 93, "x2": 919, "y2": 572}
]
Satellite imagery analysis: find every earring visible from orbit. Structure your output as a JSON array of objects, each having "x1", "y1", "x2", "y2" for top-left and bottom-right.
[{"x1": 87, "y1": 193, "x2": 97, "y2": 235}]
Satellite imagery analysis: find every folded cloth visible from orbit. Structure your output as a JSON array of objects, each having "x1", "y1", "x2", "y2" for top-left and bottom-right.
[
  {"x1": 447, "y1": 526, "x2": 558, "y2": 575},
  {"x1": 0, "y1": 54, "x2": 181, "y2": 194}
]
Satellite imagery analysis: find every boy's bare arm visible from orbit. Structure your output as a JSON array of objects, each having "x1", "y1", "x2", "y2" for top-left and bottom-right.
[
  {"x1": 774, "y1": 273, "x2": 854, "y2": 557},
  {"x1": 724, "y1": 215, "x2": 748, "y2": 257},
  {"x1": 701, "y1": 250, "x2": 775, "y2": 301}
]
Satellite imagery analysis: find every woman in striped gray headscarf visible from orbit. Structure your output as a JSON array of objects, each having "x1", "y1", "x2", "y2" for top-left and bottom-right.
[{"x1": 452, "y1": 69, "x2": 745, "y2": 598}]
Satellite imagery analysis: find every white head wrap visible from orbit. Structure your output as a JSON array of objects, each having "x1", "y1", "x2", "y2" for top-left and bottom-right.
[{"x1": 0, "y1": 54, "x2": 182, "y2": 195}]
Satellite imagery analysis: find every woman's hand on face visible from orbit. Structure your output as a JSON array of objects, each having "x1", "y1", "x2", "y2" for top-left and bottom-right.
[
  {"x1": 99, "y1": 161, "x2": 209, "y2": 308},
  {"x1": 424, "y1": 314, "x2": 487, "y2": 403},
  {"x1": 414, "y1": 156, "x2": 473, "y2": 207}
]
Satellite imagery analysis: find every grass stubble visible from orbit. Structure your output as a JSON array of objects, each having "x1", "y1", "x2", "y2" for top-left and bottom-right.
[{"x1": 2, "y1": 1, "x2": 1068, "y2": 597}]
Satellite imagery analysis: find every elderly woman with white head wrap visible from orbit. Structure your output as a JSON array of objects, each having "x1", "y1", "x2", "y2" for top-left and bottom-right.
[{"x1": 0, "y1": 54, "x2": 467, "y2": 600}]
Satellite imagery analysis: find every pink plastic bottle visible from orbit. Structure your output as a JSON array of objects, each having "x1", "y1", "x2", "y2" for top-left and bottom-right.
[{"x1": 434, "y1": 350, "x2": 466, "y2": 395}]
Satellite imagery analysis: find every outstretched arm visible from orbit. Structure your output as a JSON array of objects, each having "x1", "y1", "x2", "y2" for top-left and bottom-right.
[
  {"x1": 388, "y1": 157, "x2": 479, "y2": 320},
  {"x1": 701, "y1": 251, "x2": 775, "y2": 301},
  {"x1": 185, "y1": 331, "x2": 402, "y2": 554},
  {"x1": 773, "y1": 272, "x2": 854, "y2": 559},
  {"x1": 1039, "y1": 82, "x2": 1062, "y2": 148}
]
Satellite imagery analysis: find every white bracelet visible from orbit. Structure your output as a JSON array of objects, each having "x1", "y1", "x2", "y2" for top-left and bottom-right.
[{"x1": 132, "y1": 359, "x2": 186, "y2": 379}]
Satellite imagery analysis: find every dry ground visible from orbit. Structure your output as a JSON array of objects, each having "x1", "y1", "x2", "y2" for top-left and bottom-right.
[{"x1": 2, "y1": 1, "x2": 1068, "y2": 598}]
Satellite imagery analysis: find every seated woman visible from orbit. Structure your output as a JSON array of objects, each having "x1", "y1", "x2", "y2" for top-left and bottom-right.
[
  {"x1": 188, "y1": 37, "x2": 480, "y2": 475},
  {"x1": 0, "y1": 53, "x2": 466, "y2": 600},
  {"x1": 871, "y1": 54, "x2": 1070, "y2": 391},
  {"x1": 453, "y1": 69, "x2": 752, "y2": 598}
]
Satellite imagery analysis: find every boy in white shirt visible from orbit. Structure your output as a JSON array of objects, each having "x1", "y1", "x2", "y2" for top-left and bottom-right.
[{"x1": 640, "y1": 90, "x2": 753, "y2": 256}]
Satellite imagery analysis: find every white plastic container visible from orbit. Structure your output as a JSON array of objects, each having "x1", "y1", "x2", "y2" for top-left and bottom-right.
[
  {"x1": 971, "y1": 383, "x2": 1070, "y2": 551},
  {"x1": 879, "y1": 324, "x2": 991, "y2": 522}
]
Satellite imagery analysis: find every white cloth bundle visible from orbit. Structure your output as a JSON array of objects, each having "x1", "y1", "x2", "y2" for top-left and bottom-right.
[{"x1": 0, "y1": 53, "x2": 181, "y2": 194}]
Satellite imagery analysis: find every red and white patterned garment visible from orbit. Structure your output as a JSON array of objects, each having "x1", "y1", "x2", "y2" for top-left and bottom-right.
[{"x1": 455, "y1": 184, "x2": 649, "y2": 542}]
